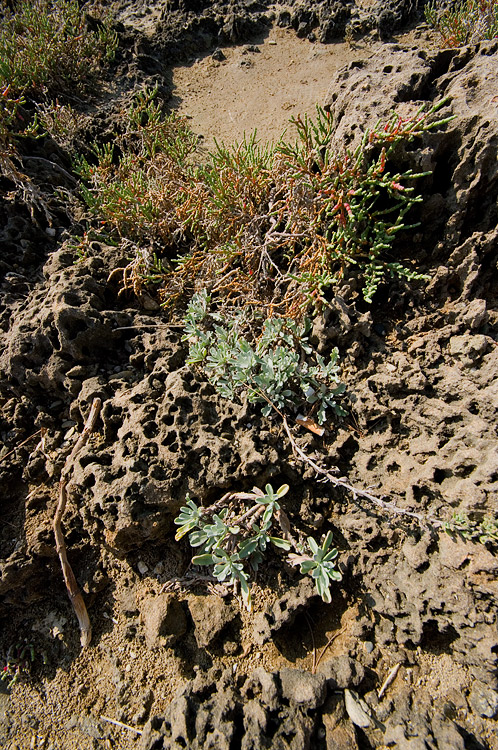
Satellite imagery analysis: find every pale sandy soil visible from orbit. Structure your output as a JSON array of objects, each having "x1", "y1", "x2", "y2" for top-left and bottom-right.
[{"x1": 170, "y1": 26, "x2": 379, "y2": 151}]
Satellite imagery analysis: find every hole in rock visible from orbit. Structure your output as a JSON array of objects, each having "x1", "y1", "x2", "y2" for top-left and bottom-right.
[
  {"x1": 62, "y1": 292, "x2": 81, "y2": 307},
  {"x1": 82, "y1": 473, "x2": 96, "y2": 489},
  {"x1": 419, "y1": 619, "x2": 459, "y2": 653},
  {"x1": 64, "y1": 317, "x2": 88, "y2": 340},
  {"x1": 150, "y1": 464, "x2": 168, "y2": 480},
  {"x1": 456, "y1": 463, "x2": 476, "y2": 479},
  {"x1": 143, "y1": 420, "x2": 159, "y2": 438},
  {"x1": 433, "y1": 467, "x2": 450, "y2": 484},
  {"x1": 80, "y1": 453, "x2": 112, "y2": 468},
  {"x1": 162, "y1": 431, "x2": 179, "y2": 449},
  {"x1": 140, "y1": 442, "x2": 159, "y2": 459}
]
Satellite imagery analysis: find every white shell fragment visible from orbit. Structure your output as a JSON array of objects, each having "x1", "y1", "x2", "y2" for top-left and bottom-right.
[{"x1": 344, "y1": 689, "x2": 372, "y2": 728}]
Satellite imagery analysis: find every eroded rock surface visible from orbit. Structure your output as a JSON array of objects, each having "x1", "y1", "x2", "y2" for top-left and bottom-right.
[{"x1": 0, "y1": 4, "x2": 497, "y2": 750}]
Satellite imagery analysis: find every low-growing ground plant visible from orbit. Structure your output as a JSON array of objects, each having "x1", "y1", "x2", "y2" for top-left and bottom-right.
[
  {"x1": 182, "y1": 289, "x2": 346, "y2": 426},
  {"x1": 74, "y1": 88, "x2": 198, "y2": 253},
  {"x1": 0, "y1": 0, "x2": 117, "y2": 98},
  {"x1": 425, "y1": 0, "x2": 498, "y2": 46},
  {"x1": 76, "y1": 90, "x2": 453, "y2": 313},
  {"x1": 174, "y1": 483, "x2": 342, "y2": 610},
  {"x1": 443, "y1": 513, "x2": 498, "y2": 549},
  {"x1": 1, "y1": 642, "x2": 35, "y2": 690},
  {"x1": 0, "y1": 0, "x2": 117, "y2": 211},
  {"x1": 0, "y1": 87, "x2": 50, "y2": 216}
]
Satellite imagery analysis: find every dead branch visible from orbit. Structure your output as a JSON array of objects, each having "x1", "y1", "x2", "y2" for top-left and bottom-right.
[
  {"x1": 53, "y1": 398, "x2": 101, "y2": 648},
  {"x1": 378, "y1": 662, "x2": 401, "y2": 699},
  {"x1": 313, "y1": 627, "x2": 346, "y2": 673},
  {"x1": 282, "y1": 416, "x2": 443, "y2": 529},
  {"x1": 101, "y1": 715, "x2": 143, "y2": 735},
  {"x1": 0, "y1": 428, "x2": 42, "y2": 464}
]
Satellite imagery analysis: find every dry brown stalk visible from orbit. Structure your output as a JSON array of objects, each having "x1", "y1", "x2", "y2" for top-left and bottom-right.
[
  {"x1": 53, "y1": 398, "x2": 101, "y2": 648},
  {"x1": 313, "y1": 626, "x2": 347, "y2": 674},
  {"x1": 0, "y1": 428, "x2": 42, "y2": 464},
  {"x1": 281, "y1": 416, "x2": 443, "y2": 529}
]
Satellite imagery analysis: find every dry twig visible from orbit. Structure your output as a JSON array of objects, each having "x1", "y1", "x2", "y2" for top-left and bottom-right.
[
  {"x1": 0, "y1": 428, "x2": 42, "y2": 464},
  {"x1": 53, "y1": 398, "x2": 101, "y2": 648},
  {"x1": 282, "y1": 416, "x2": 443, "y2": 528},
  {"x1": 378, "y1": 662, "x2": 401, "y2": 699},
  {"x1": 313, "y1": 627, "x2": 346, "y2": 673},
  {"x1": 101, "y1": 715, "x2": 143, "y2": 736}
]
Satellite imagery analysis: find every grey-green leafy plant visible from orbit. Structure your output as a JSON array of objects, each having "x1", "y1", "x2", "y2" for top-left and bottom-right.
[
  {"x1": 183, "y1": 289, "x2": 346, "y2": 426},
  {"x1": 443, "y1": 513, "x2": 498, "y2": 549},
  {"x1": 288, "y1": 531, "x2": 342, "y2": 604},
  {"x1": 174, "y1": 483, "x2": 341, "y2": 610}
]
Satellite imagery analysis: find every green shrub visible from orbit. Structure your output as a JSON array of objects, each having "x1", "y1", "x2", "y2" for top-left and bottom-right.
[
  {"x1": 74, "y1": 89, "x2": 198, "y2": 250},
  {"x1": 77, "y1": 91, "x2": 453, "y2": 313},
  {"x1": 425, "y1": 0, "x2": 498, "y2": 47},
  {"x1": 0, "y1": 0, "x2": 117, "y2": 98},
  {"x1": 0, "y1": 0, "x2": 117, "y2": 211}
]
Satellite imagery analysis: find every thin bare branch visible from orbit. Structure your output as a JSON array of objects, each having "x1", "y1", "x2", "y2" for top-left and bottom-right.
[
  {"x1": 281, "y1": 416, "x2": 442, "y2": 529},
  {"x1": 378, "y1": 662, "x2": 401, "y2": 699},
  {"x1": 101, "y1": 716, "x2": 143, "y2": 735}
]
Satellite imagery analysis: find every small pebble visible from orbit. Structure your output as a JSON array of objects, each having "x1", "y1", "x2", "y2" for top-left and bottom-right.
[
  {"x1": 364, "y1": 641, "x2": 374, "y2": 653},
  {"x1": 137, "y1": 561, "x2": 148, "y2": 575}
]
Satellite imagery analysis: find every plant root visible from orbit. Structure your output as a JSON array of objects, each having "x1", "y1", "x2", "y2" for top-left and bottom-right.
[{"x1": 53, "y1": 398, "x2": 101, "y2": 648}]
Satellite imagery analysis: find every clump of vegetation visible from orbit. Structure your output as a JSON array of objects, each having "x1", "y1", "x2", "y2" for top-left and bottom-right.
[
  {"x1": 0, "y1": 0, "x2": 117, "y2": 211},
  {"x1": 0, "y1": 0, "x2": 117, "y2": 98},
  {"x1": 0, "y1": 86, "x2": 46, "y2": 214},
  {"x1": 183, "y1": 289, "x2": 346, "y2": 426},
  {"x1": 75, "y1": 89, "x2": 198, "y2": 250},
  {"x1": 425, "y1": 0, "x2": 498, "y2": 47},
  {"x1": 443, "y1": 513, "x2": 498, "y2": 549},
  {"x1": 77, "y1": 89, "x2": 453, "y2": 313},
  {"x1": 174, "y1": 483, "x2": 341, "y2": 610},
  {"x1": 1, "y1": 642, "x2": 35, "y2": 689}
]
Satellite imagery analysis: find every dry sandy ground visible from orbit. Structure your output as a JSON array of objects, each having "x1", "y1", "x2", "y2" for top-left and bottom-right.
[{"x1": 170, "y1": 25, "x2": 435, "y2": 151}]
